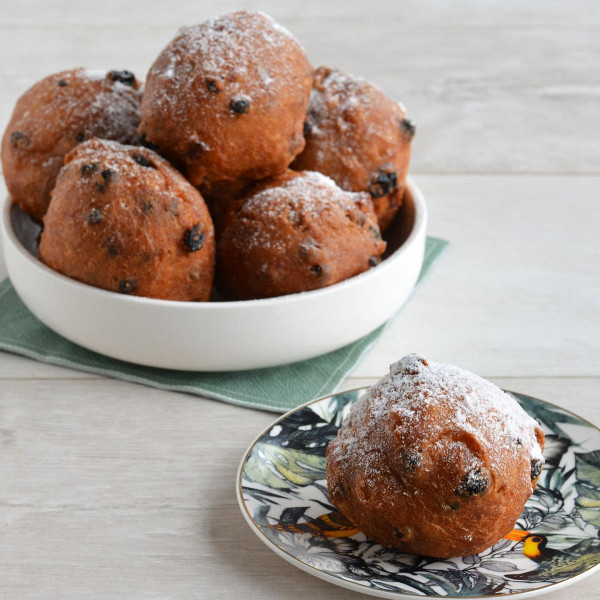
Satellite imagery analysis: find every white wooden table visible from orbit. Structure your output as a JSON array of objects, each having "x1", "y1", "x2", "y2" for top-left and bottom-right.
[{"x1": 1, "y1": 1, "x2": 599, "y2": 598}]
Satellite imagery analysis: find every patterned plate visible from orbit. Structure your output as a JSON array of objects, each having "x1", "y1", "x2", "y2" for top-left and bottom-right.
[{"x1": 236, "y1": 388, "x2": 600, "y2": 598}]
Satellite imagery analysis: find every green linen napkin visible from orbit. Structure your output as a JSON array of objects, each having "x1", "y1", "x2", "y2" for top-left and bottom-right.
[{"x1": 0, "y1": 237, "x2": 447, "y2": 412}]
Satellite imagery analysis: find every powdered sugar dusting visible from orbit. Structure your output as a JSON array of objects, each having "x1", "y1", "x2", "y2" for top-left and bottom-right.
[
  {"x1": 147, "y1": 10, "x2": 306, "y2": 114},
  {"x1": 307, "y1": 68, "x2": 400, "y2": 140},
  {"x1": 299, "y1": 67, "x2": 410, "y2": 193},
  {"x1": 59, "y1": 138, "x2": 208, "y2": 220},
  {"x1": 65, "y1": 139, "x2": 163, "y2": 197},
  {"x1": 331, "y1": 354, "x2": 544, "y2": 479},
  {"x1": 68, "y1": 138, "x2": 133, "y2": 174},
  {"x1": 15, "y1": 68, "x2": 141, "y2": 143},
  {"x1": 83, "y1": 87, "x2": 140, "y2": 141},
  {"x1": 239, "y1": 171, "x2": 367, "y2": 251},
  {"x1": 227, "y1": 171, "x2": 373, "y2": 260},
  {"x1": 246, "y1": 171, "x2": 356, "y2": 215},
  {"x1": 83, "y1": 68, "x2": 109, "y2": 81}
]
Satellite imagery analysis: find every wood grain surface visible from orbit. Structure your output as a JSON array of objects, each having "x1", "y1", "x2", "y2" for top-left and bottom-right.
[{"x1": 0, "y1": 1, "x2": 599, "y2": 598}]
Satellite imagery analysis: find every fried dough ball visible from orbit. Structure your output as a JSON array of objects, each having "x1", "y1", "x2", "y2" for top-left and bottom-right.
[
  {"x1": 217, "y1": 170, "x2": 386, "y2": 300},
  {"x1": 139, "y1": 10, "x2": 313, "y2": 198},
  {"x1": 292, "y1": 67, "x2": 415, "y2": 232},
  {"x1": 38, "y1": 138, "x2": 215, "y2": 301},
  {"x1": 1, "y1": 68, "x2": 141, "y2": 222},
  {"x1": 326, "y1": 355, "x2": 545, "y2": 558}
]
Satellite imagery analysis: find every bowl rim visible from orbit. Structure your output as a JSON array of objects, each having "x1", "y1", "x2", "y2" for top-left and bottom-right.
[{"x1": 1, "y1": 176, "x2": 427, "y2": 311}]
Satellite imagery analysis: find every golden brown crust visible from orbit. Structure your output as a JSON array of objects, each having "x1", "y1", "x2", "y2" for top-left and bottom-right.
[
  {"x1": 292, "y1": 66, "x2": 414, "y2": 232},
  {"x1": 139, "y1": 10, "x2": 313, "y2": 193},
  {"x1": 326, "y1": 355, "x2": 546, "y2": 558},
  {"x1": 216, "y1": 170, "x2": 386, "y2": 299},
  {"x1": 38, "y1": 138, "x2": 215, "y2": 301},
  {"x1": 1, "y1": 68, "x2": 141, "y2": 223}
]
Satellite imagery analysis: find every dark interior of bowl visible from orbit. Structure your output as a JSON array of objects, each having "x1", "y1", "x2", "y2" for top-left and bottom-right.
[
  {"x1": 10, "y1": 203, "x2": 42, "y2": 257},
  {"x1": 382, "y1": 186, "x2": 415, "y2": 258}
]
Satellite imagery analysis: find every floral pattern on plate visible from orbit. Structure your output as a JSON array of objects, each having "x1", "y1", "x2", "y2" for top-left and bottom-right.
[{"x1": 237, "y1": 389, "x2": 600, "y2": 598}]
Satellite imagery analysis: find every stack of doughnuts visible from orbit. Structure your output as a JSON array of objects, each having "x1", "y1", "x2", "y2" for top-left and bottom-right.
[{"x1": 1, "y1": 10, "x2": 415, "y2": 301}]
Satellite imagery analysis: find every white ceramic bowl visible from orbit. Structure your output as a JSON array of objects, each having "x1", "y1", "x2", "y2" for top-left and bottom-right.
[{"x1": 0, "y1": 178, "x2": 427, "y2": 371}]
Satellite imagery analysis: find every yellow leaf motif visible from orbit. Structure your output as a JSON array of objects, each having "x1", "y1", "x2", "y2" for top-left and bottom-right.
[{"x1": 245, "y1": 443, "x2": 327, "y2": 488}]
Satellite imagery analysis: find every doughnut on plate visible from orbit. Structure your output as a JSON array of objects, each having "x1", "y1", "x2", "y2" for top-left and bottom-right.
[
  {"x1": 237, "y1": 388, "x2": 600, "y2": 598},
  {"x1": 0, "y1": 178, "x2": 426, "y2": 371}
]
